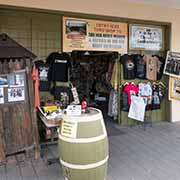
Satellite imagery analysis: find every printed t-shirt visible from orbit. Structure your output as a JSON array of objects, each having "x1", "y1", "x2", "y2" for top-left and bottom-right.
[
  {"x1": 144, "y1": 55, "x2": 157, "y2": 81},
  {"x1": 35, "y1": 60, "x2": 50, "y2": 91},
  {"x1": 120, "y1": 54, "x2": 135, "y2": 80},
  {"x1": 124, "y1": 83, "x2": 139, "y2": 105},
  {"x1": 47, "y1": 52, "x2": 71, "y2": 82}
]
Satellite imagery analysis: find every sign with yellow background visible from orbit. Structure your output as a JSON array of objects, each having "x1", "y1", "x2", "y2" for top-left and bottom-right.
[{"x1": 63, "y1": 17, "x2": 128, "y2": 53}]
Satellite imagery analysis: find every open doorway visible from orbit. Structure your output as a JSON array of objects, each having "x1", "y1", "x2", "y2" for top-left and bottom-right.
[{"x1": 70, "y1": 51, "x2": 119, "y2": 123}]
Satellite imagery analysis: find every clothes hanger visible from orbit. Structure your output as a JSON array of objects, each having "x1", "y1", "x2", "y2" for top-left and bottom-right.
[
  {"x1": 123, "y1": 82, "x2": 129, "y2": 86},
  {"x1": 158, "y1": 81, "x2": 166, "y2": 88}
]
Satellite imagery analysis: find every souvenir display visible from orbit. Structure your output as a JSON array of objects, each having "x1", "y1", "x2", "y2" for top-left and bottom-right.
[
  {"x1": 120, "y1": 54, "x2": 165, "y2": 80},
  {"x1": 121, "y1": 81, "x2": 166, "y2": 112}
]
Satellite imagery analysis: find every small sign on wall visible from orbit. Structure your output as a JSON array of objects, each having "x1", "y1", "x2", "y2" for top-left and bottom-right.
[{"x1": 129, "y1": 24, "x2": 164, "y2": 51}]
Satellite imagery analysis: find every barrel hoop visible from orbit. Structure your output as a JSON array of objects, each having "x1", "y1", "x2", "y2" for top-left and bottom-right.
[
  {"x1": 62, "y1": 114, "x2": 103, "y2": 123},
  {"x1": 59, "y1": 133, "x2": 107, "y2": 143},
  {"x1": 60, "y1": 156, "x2": 108, "y2": 170}
]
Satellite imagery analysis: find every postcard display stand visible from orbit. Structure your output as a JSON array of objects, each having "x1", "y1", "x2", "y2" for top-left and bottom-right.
[{"x1": 0, "y1": 33, "x2": 39, "y2": 163}]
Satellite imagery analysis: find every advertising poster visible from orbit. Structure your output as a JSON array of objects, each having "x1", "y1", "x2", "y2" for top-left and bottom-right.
[
  {"x1": 63, "y1": 17, "x2": 128, "y2": 53},
  {"x1": 8, "y1": 73, "x2": 25, "y2": 87},
  {"x1": 169, "y1": 76, "x2": 180, "y2": 101},
  {"x1": 164, "y1": 51, "x2": 180, "y2": 78},
  {"x1": 0, "y1": 75, "x2": 8, "y2": 87},
  {"x1": 129, "y1": 24, "x2": 164, "y2": 51},
  {"x1": 0, "y1": 88, "x2": 4, "y2": 104},
  {"x1": 8, "y1": 87, "x2": 25, "y2": 102}
]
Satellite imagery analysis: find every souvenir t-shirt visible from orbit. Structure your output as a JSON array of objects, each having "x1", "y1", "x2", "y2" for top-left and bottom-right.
[
  {"x1": 35, "y1": 60, "x2": 50, "y2": 91},
  {"x1": 124, "y1": 83, "x2": 139, "y2": 105},
  {"x1": 120, "y1": 54, "x2": 135, "y2": 80},
  {"x1": 152, "y1": 84, "x2": 160, "y2": 109},
  {"x1": 152, "y1": 55, "x2": 165, "y2": 80},
  {"x1": 144, "y1": 55, "x2": 157, "y2": 81},
  {"x1": 47, "y1": 52, "x2": 71, "y2": 82},
  {"x1": 133, "y1": 54, "x2": 146, "y2": 79},
  {"x1": 122, "y1": 91, "x2": 129, "y2": 111}
]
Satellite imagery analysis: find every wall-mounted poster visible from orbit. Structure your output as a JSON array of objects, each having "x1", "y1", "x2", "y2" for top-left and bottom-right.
[
  {"x1": 8, "y1": 87, "x2": 25, "y2": 102},
  {"x1": 63, "y1": 17, "x2": 128, "y2": 53},
  {"x1": 8, "y1": 73, "x2": 25, "y2": 87},
  {"x1": 169, "y1": 76, "x2": 180, "y2": 101},
  {"x1": 129, "y1": 24, "x2": 164, "y2": 51},
  {"x1": 164, "y1": 51, "x2": 180, "y2": 78},
  {"x1": 0, "y1": 88, "x2": 4, "y2": 104},
  {"x1": 0, "y1": 75, "x2": 8, "y2": 87}
]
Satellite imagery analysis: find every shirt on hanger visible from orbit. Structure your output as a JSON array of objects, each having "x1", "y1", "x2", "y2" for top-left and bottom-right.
[
  {"x1": 47, "y1": 52, "x2": 71, "y2": 82},
  {"x1": 144, "y1": 55, "x2": 157, "y2": 81},
  {"x1": 35, "y1": 60, "x2": 50, "y2": 91},
  {"x1": 124, "y1": 83, "x2": 139, "y2": 105},
  {"x1": 120, "y1": 54, "x2": 135, "y2": 80},
  {"x1": 133, "y1": 54, "x2": 146, "y2": 79}
]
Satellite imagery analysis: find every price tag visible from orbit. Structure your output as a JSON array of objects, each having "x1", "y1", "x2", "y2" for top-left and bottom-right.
[
  {"x1": 66, "y1": 105, "x2": 81, "y2": 116},
  {"x1": 61, "y1": 120, "x2": 78, "y2": 138}
]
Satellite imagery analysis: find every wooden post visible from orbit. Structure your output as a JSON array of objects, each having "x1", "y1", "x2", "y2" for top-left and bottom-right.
[
  {"x1": 25, "y1": 59, "x2": 40, "y2": 159},
  {"x1": 0, "y1": 109, "x2": 5, "y2": 163}
]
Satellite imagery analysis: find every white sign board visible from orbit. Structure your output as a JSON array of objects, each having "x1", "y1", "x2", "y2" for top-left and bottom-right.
[
  {"x1": 61, "y1": 120, "x2": 78, "y2": 138},
  {"x1": 66, "y1": 105, "x2": 81, "y2": 116}
]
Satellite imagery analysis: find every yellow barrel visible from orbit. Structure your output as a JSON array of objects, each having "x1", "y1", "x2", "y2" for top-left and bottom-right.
[{"x1": 58, "y1": 108, "x2": 109, "y2": 180}]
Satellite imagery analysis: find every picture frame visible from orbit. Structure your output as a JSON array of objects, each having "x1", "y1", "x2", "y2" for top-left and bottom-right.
[
  {"x1": 169, "y1": 76, "x2": 180, "y2": 101},
  {"x1": 129, "y1": 24, "x2": 164, "y2": 51},
  {"x1": 164, "y1": 51, "x2": 180, "y2": 78}
]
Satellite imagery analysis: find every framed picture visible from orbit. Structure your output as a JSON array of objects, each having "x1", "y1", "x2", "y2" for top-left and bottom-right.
[
  {"x1": 129, "y1": 24, "x2": 164, "y2": 51},
  {"x1": 8, "y1": 87, "x2": 25, "y2": 102},
  {"x1": 164, "y1": 51, "x2": 180, "y2": 78},
  {"x1": 169, "y1": 76, "x2": 180, "y2": 101}
]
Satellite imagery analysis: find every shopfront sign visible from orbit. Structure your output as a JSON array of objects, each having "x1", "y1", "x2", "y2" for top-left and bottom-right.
[
  {"x1": 63, "y1": 17, "x2": 128, "y2": 53},
  {"x1": 129, "y1": 24, "x2": 164, "y2": 51}
]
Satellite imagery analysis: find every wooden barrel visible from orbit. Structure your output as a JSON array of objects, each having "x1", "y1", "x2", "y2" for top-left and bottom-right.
[{"x1": 58, "y1": 108, "x2": 109, "y2": 180}]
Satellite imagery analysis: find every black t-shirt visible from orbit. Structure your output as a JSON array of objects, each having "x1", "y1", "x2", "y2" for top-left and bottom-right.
[
  {"x1": 47, "y1": 52, "x2": 71, "y2": 82},
  {"x1": 133, "y1": 54, "x2": 146, "y2": 79},
  {"x1": 120, "y1": 54, "x2": 135, "y2": 80},
  {"x1": 35, "y1": 60, "x2": 50, "y2": 91}
]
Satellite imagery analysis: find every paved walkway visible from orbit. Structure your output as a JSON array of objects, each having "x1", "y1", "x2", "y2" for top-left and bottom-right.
[{"x1": 1, "y1": 121, "x2": 180, "y2": 180}]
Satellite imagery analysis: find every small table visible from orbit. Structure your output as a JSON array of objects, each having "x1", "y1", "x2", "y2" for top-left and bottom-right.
[{"x1": 37, "y1": 107, "x2": 61, "y2": 144}]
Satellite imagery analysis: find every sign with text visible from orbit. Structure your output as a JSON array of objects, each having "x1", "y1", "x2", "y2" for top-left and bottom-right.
[
  {"x1": 66, "y1": 105, "x2": 81, "y2": 116},
  {"x1": 129, "y1": 24, "x2": 164, "y2": 51},
  {"x1": 63, "y1": 17, "x2": 128, "y2": 53},
  {"x1": 61, "y1": 120, "x2": 78, "y2": 138}
]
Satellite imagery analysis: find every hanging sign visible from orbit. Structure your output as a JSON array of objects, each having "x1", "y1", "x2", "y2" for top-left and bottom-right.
[
  {"x1": 169, "y1": 76, "x2": 180, "y2": 101},
  {"x1": 63, "y1": 17, "x2": 128, "y2": 53},
  {"x1": 164, "y1": 51, "x2": 180, "y2": 78},
  {"x1": 129, "y1": 24, "x2": 164, "y2": 51}
]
